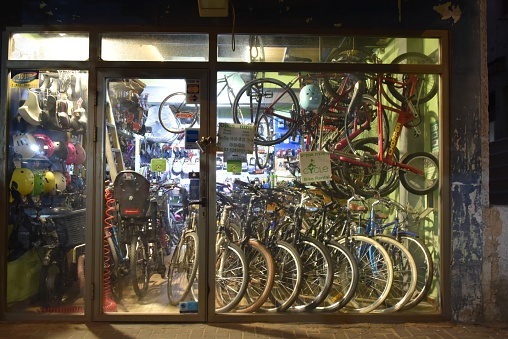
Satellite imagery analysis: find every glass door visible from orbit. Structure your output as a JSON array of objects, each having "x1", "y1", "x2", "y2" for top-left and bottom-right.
[
  {"x1": 5, "y1": 69, "x2": 89, "y2": 317},
  {"x1": 96, "y1": 70, "x2": 209, "y2": 321}
]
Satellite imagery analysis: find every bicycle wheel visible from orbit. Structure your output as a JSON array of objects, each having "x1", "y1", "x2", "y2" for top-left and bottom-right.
[
  {"x1": 235, "y1": 239, "x2": 275, "y2": 313},
  {"x1": 341, "y1": 137, "x2": 399, "y2": 198},
  {"x1": 158, "y1": 92, "x2": 199, "y2": 133},
  {"x1": 39, "y1": 261, "x2": 64, "y2": 307},
  {"x1": 398, "y1": 235, "x2": 434, "y2": 310},
  {"x1": 215, "y1": 241, "x2": 248, "y2": 313},
  {"x1": 343, "y1": 95, "x2": 389, "y2": 153},
  {"x1": 106, "y1": 236, "x2": 127, "y2": 302},
  {"x1": 371, "y1": 235, "x2": 417, "y2": 313},
  {"x1": 337, "y1": 235, "x2": 393, "y2": 313},
  {"x1": 254, "y1": 144, "x2": 269, "y2": 170},
  {"x1": 260, "y1": 240, "x2": 303, "y2": 312},
  {"x1": 167, "y1": 231, "x2": 199, "y2": 306},
  {"x1": 130, "y1": 233, "x2": 149, "y2": 298},
  {"x1": 399, "y1": 151, "x2": 439, "y2": 195},
  {"x1": 315, "y1": 240, "x2": 359, "y2": 312},
  {"x1": 387, "y1": 52, "x2": 439, "y2": 104},
  {"x1": 232, "y1": 78, "x2": 300, "y2": 146},
  {"x1": 289, "y1": 236, "x2": 334, "y2": 312},
  {"x1": 254, "y1": 113, "x2": 271, "y2": 169}
]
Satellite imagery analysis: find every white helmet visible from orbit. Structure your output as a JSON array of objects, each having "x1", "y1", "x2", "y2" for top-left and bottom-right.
[
  {"x1": 53, "y1": 171, "x2": 67, "y2": 192},
  {"x1": 12, "y1": 133, "x2": 38, "y2": 158}
]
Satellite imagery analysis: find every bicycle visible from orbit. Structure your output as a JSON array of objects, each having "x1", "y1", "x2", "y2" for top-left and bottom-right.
[
  {"x1": 151, "y1": 181, "x2": 187, "y2": 253},
  {"x1": 328, "y1": 186, "x2": 394, "y2": 313},
  {"x1": 239, "y1": 181, "x2": 334, "y2": 312},
  {"x1": 214, "y1": 188, "x2": 249, "y2": 313},
  {"x1": 296, "y1": 184, "x2": 359, "y2": 312},
  {"x1": 368, "y1": 195, "x2": 434, "y2": 310},
  {"x1": 216, "y1": 183, "x2": 303, "y2": 313},
  {"x1": 225, "y1": 180, "x2": 275, "y2": 313},
  {"x1": 113, "y1": 170, "x2": 166, "y2": 299},
  {"x1": 167, "y1": 199, "x2": 200, "y2": 306},
  {"x1": 328, "y1": 70, "x2": 439, "y2": 197},
  {"x1": 232, "y1": 71, "x2": 357, "y2": 147}
]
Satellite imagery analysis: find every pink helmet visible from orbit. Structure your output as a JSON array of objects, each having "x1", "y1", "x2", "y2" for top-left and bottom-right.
[
  {"x1": 33, "y1": 133, "x2": 55, "y2": 158},
  {"x1": 65, "y1": 142, "x2": 77, "y2": 165},
  {"x1": 74, "y1": 143, "x2": 86, "y2": 165}
]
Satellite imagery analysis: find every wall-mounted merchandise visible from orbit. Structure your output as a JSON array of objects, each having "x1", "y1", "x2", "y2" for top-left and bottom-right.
[{"x1": 7, "y1": 69, "x2": 88, "y2": 313}]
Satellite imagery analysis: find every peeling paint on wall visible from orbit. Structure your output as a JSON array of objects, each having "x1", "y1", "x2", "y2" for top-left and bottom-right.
[{"x1": 434, "y1": 1, "x2": 462, "y2": 23}]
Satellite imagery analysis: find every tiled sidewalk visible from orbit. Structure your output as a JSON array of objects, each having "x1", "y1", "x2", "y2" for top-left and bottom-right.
[{"x1": 0, "y1": 321, "x2": 507, "y2": 339}]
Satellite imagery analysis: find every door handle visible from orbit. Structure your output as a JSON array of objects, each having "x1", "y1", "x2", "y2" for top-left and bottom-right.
[
  {"x1": 189, "y1": 198, "x2": 206, "y2": 207},
  {"x1": 196, "y1": 136, "x2": 213, "y2": 153}
]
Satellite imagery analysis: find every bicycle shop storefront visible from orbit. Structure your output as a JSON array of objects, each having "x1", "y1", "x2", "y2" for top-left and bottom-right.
[{"x1": 1, "y1": 29, "x2": 448, "y2": 322}]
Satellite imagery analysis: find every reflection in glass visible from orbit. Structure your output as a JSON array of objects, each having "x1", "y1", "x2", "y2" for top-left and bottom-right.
[
  {"x1": 214, "y1": 62, "x2": 441, "y2": 314},
  {"x1": 102, "y1": 78, "x2": 200, "y2": 314},
  {"x1": 218, "y1": 34, "x2": 440, "y2": 64},
  {"x1": 101, "y1": 33, "x2": 209, "y2": 61},
  {"x1": 9, "y1": 33, "x2": 89, "y2": 61},
  {"x1": 7, "y1": 70, "x2": 88, "y2": 314}
]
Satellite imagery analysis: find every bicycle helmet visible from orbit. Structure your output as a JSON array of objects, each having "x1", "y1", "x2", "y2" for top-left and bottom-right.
[
  {"x1": 31, "y1": 170, "x2": 45, "y2": 196},
  {"x1": 10, "y1": 168, "x2": 34, "y2": 197},
  {"x1": 49, "y1": 140, "x2": 69, "y2": 162},
  {"x1": 33, "y1": 133, "x2": 55, "y2": 158},
  {"x1": 73, "y1": 143, "x2": 86, "y2": 165},
  {"x1": 65, "y1": 142, "x2": 77, "y2": 165},
  {"x1": 299, "y1": 84, "x2": 322, "y2": 111},
  {"x1": 17, "y1": 90, "x2": 41, "y2": 126},
  {"x1": 12, "y1": 133, "x2": 38, "y2": 158},
  {"x1": 53, "y1": 171, "x2": 67, "y2": 192},
  {"x1": 43, "y1": 171, "x2": 56, "y2": 193}
]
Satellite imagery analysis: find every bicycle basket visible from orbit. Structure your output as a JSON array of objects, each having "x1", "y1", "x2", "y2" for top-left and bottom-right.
[
  {"x1": 51, "y1": 208, "x2": 86, "y2": 247},
  {"x1": 113, "y1": 170, "x2": 150, "y2": 219}
]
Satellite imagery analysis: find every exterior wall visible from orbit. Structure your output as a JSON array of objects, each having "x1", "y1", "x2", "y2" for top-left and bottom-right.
[
  {"x1": 1, "y1": 0, "x2": 503, "y2": 324},
  {"x1": 485, "y1": 0, "x2": 508, "y2": 324}
]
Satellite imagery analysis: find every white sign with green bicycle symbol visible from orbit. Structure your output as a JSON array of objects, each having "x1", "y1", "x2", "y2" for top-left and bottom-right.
[{"x1": 299, "y1": 151, "x2": 331, "y2": 183}]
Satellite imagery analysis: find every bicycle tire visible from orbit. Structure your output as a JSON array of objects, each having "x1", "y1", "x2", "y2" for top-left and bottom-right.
[
  {"x1": 232, "y1": 78, "x2": 300, "y2": 146},
  {"x1": 399, "y1": 151, "x2": 439, "y2": 195},
  {"x1": 398, "y1": 235, "x2": 434, "y2": 310},
  {"x1": 341, "y1": 137, "x2": 399, "y2": 198},
  {"x1": 167, "y1": 231, "x2": 199, "y2": 306},
  {"x1": 106, "y1": 236, "x2": 126, "y2": 302},
  {"x1": 325, "y1": 45, "x2": 375, "y2": 64},
  {"x1": 130, "y1": 234, "x2": 149, "y2": 298},
  {"x1": 158, "y1": 92, "x2": 199, "y2": 133},
  {"x1": 322, "y1": 73, "x2": 377, "y2": 103},
  {"x1": 215, "y1": 241, "x2": 248, "y2": 313},
  {"x1": 260, "y1": 240, "x2": 303, "y2": 312},
  {"x1": 315, "y1": 240, "x2": 359, "y2": 312},
  {"x1": 337, "y1": 235, "x2": 393, "y2": 313},
  {"x1": 235, "y1": 239, "x2": 275, "y2": 313},
  {"x1": 289, "y1": 236, "x2": 334, "y2": 312},
  {"x1": 371, "y1": 235, "x2": 417, "y2": 313},
  {"x1": 387, "y1": 52, "x2": 439, "y2": 104},
  {"x1": 254, "y1": 144, "x2": 269, "y2": 170},
  {"x1": 39, "y1": 261, "x2": 64, "y2": 307},
  {"x1": 254, "y1": 113, "x2": 270, "y2": 169}
]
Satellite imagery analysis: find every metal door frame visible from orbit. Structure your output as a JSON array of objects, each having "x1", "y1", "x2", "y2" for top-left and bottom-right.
[{"x1": 94, "y1": 68, "x2": 210, "y2": 322}]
